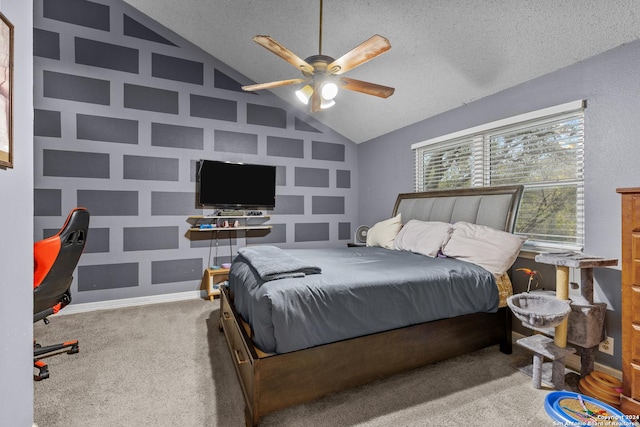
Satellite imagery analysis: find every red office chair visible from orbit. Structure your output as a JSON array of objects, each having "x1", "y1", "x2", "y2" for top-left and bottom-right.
[{"x1": 33, "y1": 207, "x2": 89, "y2": 380}]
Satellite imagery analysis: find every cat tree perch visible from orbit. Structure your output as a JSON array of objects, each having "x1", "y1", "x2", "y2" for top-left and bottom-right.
[{"x1": 508, "y1": 252, "x2": 617, "y2": 389}]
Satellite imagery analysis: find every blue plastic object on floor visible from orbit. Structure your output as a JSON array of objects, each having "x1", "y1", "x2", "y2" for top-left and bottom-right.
[{"x1": 545, "y1": 391, "x2": 634, "y2": 426}]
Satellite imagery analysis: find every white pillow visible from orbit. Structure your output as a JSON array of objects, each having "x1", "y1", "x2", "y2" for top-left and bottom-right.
[
  {"x1": 394, "y1": 220, "x2": 452, "y2": 257},
  {"x1": 441, "y1": 221, "x2": 527, "y2": 277},
  {"x1": 366, "y1": 214, "x2": 402, "y2": 249}
]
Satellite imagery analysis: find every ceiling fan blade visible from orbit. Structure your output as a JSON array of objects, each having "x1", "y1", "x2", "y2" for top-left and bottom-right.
[
  {"x1": 242, "y1": 78, "x2": 306, "y2": 92},
  {"x1": 328, "y1": 35, "x2": 391, "y2": 75},
  {"x1": 252, "y1": 35, "x2": 315, "y2": 74},
  {"x1": 338, "y1": 77, "x2": 395, "y2": 98}
]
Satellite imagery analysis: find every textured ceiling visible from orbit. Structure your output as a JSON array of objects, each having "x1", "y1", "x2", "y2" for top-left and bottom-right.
[{"x1": 121, "y1": 0, "x2": 640, "y2": 143}]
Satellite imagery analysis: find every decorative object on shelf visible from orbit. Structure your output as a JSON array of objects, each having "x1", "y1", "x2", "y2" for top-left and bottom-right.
[
  {"x1": 217, "y1": 209, "x2": 245, "y2": 217},
  {"x1": 0, "y1": 12, "x2": 13, "y2": 169},
  {"x1": 241, "y1": 0, "x2": 394, "y2": 112}
]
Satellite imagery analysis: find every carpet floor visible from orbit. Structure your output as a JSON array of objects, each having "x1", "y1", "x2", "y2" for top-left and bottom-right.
[{"x1": 34, "y1": 298, "x2": 557, "y2": 426}]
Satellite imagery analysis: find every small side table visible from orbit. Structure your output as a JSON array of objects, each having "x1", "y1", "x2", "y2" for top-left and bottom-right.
[{"x1": 202, "y1": 267, "x2": 230, "y2": 301}]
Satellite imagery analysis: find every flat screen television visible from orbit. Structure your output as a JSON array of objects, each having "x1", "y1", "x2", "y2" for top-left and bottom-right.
[{"x1": 197, "y1": 160, "x2": 276, "y2": 209}]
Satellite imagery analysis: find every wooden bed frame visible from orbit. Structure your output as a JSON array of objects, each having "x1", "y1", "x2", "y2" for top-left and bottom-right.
[{"x1": 219, "y1": 185, "x2": 523, "y2": 426}]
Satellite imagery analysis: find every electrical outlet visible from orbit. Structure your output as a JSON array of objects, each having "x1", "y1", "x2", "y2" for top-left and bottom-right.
[{"x1": 599, "y1": 336, "x2": 614, "y2": 356}]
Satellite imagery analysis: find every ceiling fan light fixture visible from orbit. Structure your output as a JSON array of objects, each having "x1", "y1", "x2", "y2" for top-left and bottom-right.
[
  {"x1": 320, "y1": 81, "x2": 338, "y2": 100},
  {"x1": 320, "y1": 99, "x2": 336, "y2": 110},
  {"x1": 295, "y1": 84, "x2": 313, "y2": 105}
]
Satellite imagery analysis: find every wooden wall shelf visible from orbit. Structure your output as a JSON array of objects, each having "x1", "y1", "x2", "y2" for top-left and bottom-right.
[
  {"x1": 189, "y1": 225, "x2": 272, "y2": 232},
  {"x1": 187, "y1": 215, "x2": 271, "y2": 233}
]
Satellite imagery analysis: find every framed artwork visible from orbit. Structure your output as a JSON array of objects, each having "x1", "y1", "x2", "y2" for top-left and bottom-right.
[{"x1": 0, "y1": 12, "x2": 12, "y2": 168}]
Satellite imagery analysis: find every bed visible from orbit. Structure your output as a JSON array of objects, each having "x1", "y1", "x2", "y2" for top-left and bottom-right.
[{"x1": 219, "y1": 185, "x2": 524, "y2": 426}]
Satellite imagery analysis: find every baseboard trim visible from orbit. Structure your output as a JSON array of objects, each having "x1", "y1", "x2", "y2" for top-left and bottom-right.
[
  {"x1": 512, "y1": 331, "x2": 622, "y2": 380},
  {"x1": 58, "y1": 290, "x2": 208, "y2": 315}
]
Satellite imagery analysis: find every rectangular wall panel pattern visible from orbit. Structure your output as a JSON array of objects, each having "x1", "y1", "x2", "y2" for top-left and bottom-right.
[
  {"x1": 151, "y1": 123, "x2": 203, "y2": 150},
  {"x1": 34, "y1": 189, "x2": 61, "y2": 216},
  {"x1": 312, "y1": 141, "x2": 345, "y2": 162},
  {"x1": 77, "y1": 190, "x2": 138, "y2": 216},
  {"x1": 151, "y1": 258, "x2": 203, "y2": 285},
  {"x1": 151, "y1": 192, "x2": 200, "y2": 216},
  {"x1": 152, "y1": 53, "x2": 203, "y2": 85},
  {"x1": 123, "y1": 155, "x2": 179, "y2": 181},
  {"x1": 43, "y1": 0, "x2": 110, "y2": 31},
  {"x1": 43, "y1": 149, "x2": 110, "y2": 178},
  {"x1": 123, "y1": 226, "x2": 180, "y2": 251},
  {"x1": 34, "y1": 109, "x2": 61, "y2": 137},
  {"x1": 247, "y1": 104, "x2": 286, "y2": 128},
  {"x1": 295, "y1": 223, "x2": 330, "y2": 242},
  {"x1": 75, "y1": 37, "x2": 139, "y2": 73},
  {"x1": 124, "y1": 83, "x2": 179, "y2": 114},
  {"x1": 78, "y1": 263, "x2": 139, "y2": 291},
  {"x1": 214, "y1": 130, "x2": 258, "y2": 154},
  {"x1": 295, "y1": 167, "x2": 330, "y2": 187},
  {"x1": 34, "y1": 29, "x2": 60, "y2": 59},
  {"x1": 267, "y1": 136, "x2": 304, "y2": 159},
  {"x1": 43, "y1": 71, "x2": 110, "y2": 105},
  {"x1": 190, "y1": 94, "x2": 237, "y2": 122},
  {"x1": 336, "y1": 170, "x2": 351, "y2": 188},
  {"x1": 312, "y1": 196, "x2": 345, "y2": 215},
  {"x1": 33, "y1": 0, "x2": 359, "y2": 304},
  {"x1": 77, "y1": 114, "x2": 138, "y2": 144}
]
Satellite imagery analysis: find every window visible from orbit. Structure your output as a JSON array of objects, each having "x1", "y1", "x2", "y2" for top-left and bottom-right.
[{"x1": 412, "y1": 101, "x2": 585, "y2": 250}]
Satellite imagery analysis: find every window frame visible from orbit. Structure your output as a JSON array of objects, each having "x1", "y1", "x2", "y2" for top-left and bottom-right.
[{"x1": 411, "y1": 100, "x2": 586, "y2": 251}]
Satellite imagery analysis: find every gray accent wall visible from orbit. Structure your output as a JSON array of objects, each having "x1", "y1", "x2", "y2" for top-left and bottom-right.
[
  {"x1": 33, "y1": 0, "x2": 357, "y2": 304},
  {"x1": 358, "y1": 38, "x2": 640, "y2": 370}
]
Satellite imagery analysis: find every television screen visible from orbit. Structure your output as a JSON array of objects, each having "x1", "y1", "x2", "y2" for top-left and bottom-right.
[{"x1": 198, "y1": 160, "x2": 276, "y2": 209}]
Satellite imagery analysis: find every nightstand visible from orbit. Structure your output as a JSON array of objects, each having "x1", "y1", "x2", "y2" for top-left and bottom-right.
[{"x1": 202, "y1": 268, "x2": 230, "y2": 301}]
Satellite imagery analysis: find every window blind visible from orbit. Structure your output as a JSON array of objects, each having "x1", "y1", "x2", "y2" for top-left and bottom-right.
[{"x1": 413, "y1": 102, "x2": 585, "y2": 250}]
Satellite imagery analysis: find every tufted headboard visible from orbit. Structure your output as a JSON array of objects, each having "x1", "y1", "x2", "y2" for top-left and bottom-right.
[{"x1": 392, "y1": 185, "x2": 524, "y2": 233}]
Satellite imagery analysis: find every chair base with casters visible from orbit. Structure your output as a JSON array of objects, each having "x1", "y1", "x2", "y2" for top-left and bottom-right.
[
  {"x1": 34, "y1": 340, "x2": 79, "y2": 381},
  {"x1": 33, "y1": 207, "x2": 89, "y2": 381},
  {"x1": 33, "y1": 289, "x2": 80, "y2": 381}
]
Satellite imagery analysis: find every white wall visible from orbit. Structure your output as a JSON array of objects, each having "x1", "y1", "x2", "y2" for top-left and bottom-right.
[{"x1": 0, "y1": 0, "x2": 34, "y2": 425}]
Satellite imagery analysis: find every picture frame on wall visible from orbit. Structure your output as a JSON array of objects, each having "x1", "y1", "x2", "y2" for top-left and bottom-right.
[{"x1": 0, "y1": 12, "x2": 13, "y2": 169}]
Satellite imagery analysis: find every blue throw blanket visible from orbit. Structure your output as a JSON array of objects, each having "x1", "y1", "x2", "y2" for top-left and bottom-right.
[{"x1": 237, "y1": 245, "x2": 322, "y2": 281}]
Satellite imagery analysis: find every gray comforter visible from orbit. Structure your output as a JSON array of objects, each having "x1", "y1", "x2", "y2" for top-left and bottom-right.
[{"x1": 230, "y1": 246, "x2": 498, "y2": 354}]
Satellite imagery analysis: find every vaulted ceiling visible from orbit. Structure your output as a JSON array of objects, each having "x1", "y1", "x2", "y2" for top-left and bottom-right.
[{"x1": 122, "y1": 0, "x2": 640, "y2": 143}]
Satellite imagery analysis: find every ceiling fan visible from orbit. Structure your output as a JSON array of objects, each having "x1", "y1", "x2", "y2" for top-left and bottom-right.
[{"x1": 241, "y1": 0, "x2": 395, "y2": 112}]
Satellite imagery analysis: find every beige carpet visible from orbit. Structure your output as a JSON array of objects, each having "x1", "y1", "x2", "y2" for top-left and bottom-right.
[{"x1": 34, "y1": 298, "x2": 556, "y2": 426}]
